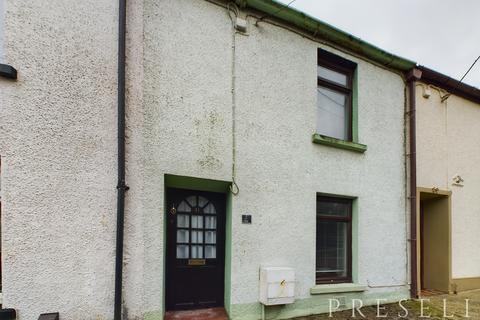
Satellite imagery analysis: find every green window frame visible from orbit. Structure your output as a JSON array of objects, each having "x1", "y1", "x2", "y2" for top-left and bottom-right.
[{"x1": 313, "y1": 49, "x2": 366, "y2": 153}]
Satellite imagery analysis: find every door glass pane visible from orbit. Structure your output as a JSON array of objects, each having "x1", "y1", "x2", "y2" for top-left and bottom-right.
[
  {"x1": 177, "y1": 230, "x2": 189, "y2": 243},
  {"x1": 191, "y1": 215, "x2": 203, "y2": 228},
  {"x1": 186, "y1": 195, "x2": 197, "y2": 207},
  {"x1": 318, "y1": 65, "x2": 347, "y2": 86},
  {"x1": 198, "y1": 196, "x2": 208, "y2": 208},
  {"x1": 205, "y1": 216, "x2": 217, "y2": 229},
  {"x1": 316, "y1": 221, "x2": 347, "y2": 277},
  {"x1": 177, "y1": 214, "x2": 189, "y2": 228},
  {"x1": 191, "y1": 245, "x2": 203, "y2": 258},
  {"x1": 205, "y1": 245, "x2": 216, "y2": 259},
  {"x1": 177, "y1": 201, "x2": 190, "y2": 213},
  {"x1": 317, "y1": 86, "x2": 348, "y2": 140},
  {"x1": 204, "y1": 203, "x2": 216, "y2": 214},
  {"x1": 191, "y1": 230, "x2": 203, "y2": 243},
  {"x1": 205, "y1": 231, "x2": 216, "y2": 244},
  {"x1": 176, "y1": 245, "x2": 189, "y2": 259}
]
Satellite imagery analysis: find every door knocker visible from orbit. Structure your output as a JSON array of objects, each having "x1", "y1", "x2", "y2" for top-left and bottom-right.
[{"x1": 170, "y1": 203, "x2": 177, "y2": 215}]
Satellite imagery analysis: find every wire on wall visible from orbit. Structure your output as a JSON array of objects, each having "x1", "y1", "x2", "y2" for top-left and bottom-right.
[
  {"x1": 255, "y1": 0, "x2": 298, "y2": 26},
  {"x1": 227, "y1": 2, "x2": 240, "y2": 196},
  {"x1": 415, "y1": 82, "x2": 449, "y2": 101}
]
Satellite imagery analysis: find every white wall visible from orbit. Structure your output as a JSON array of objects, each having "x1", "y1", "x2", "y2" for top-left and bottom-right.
[
  {"x1": 140, "y1": 0, "x2": 408, "y2": 316},
  {"x1": 416, "y1": 84, "x2": 480, "y2": 279},
  {"x1": 0, "y1": 0, "x2": 119, "y2": 319},
  {"x1": 0, "y1": 0, "x2": 4, "y2": 60},
  {"x1": 0, "y1": 0, "x2": 409, "y2": 319}
]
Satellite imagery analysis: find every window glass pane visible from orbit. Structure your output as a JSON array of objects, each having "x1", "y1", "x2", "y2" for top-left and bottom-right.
[
  {"x1": 316, "y1": 221, "x2": 347, "y2": 277},
  {"x1": 176, "y1": 245, "x2": 189, "y2": 259},
  {"x1": 191, "y1": 215, "x2": 203, "y2": 228},
  {"x1": 204, "y1": 203, "x2": 216, "y2": 214},
  {"x1": 205, "y1": 216, "x2": 217, "y2": 229},
  {"x1": 177, "y1": 214, "x2": 189, "y2": 228},
  {"x1": 205, "y1": 245, "x2": 216, "y2": 259},
  {"x1": 205, "y1": 231, "x2": 216, "y2": 244},
  {"x1": 317, "y1": 86, "x2": 348, "y2": 140},
  {"x1": 318, "y1": 65, "x2": 347, "y2": 86},
  {"x1": 317, "y1": 199, "x2": 350, "y2": 217},
  {"x1": 191, "y1": 230, "x2": 203, "y2": 243},
  {"x1": 177, "y1": 230, "x2": 189, "y2": 243},
  {"x1": 191, "y1": 245, "x2": 203, "y2": 258}
]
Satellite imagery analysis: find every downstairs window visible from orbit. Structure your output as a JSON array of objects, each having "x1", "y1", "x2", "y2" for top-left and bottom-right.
[{"x1": 316, "y1": 196, "x2": 352, "y2": 284}]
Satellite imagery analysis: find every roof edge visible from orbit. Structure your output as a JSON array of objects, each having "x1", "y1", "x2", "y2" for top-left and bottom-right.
[
  {"x1": 418, "y1": 66, "x2": 480, "y2": 104},
  {"x1": 236, "y1": 0, "x2": 416, "y2": 71}
]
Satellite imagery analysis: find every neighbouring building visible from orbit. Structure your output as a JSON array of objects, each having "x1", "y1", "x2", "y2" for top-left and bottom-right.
[
  {"x1": 414, "y1": 66, "x2": 480, "y2": 295},
  {"x1": 4, "y1": 0, "x2": 472, "y2": 319}
]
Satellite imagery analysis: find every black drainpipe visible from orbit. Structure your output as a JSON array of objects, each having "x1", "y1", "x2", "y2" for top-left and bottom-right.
[
  {"x1": 407, "y1": 68, "x2": 421, "y2": 298},
  {"x1": 114, "y1": 0, "x2": 128, "y2": 318}
]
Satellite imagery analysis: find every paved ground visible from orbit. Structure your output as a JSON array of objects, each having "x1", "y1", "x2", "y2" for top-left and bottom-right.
[{"x1": 292, "y1": 290, "x2": 480, "y2": 319}]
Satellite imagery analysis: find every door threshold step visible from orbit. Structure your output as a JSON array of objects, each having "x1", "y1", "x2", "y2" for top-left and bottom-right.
[
  {"x1": 165, "y1": 307, "x2": 228, "y2": 320},
  {"x1": 420, "y1": 289, "x2": 446, "y2": 296}
]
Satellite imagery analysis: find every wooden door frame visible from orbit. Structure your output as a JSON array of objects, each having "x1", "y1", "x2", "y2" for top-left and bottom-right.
[{"x1": 416, "y1": 187, "x2": 452, "y2": 296}]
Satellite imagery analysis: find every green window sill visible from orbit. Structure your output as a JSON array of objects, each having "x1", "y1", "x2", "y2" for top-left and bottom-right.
[
  {"x1": 310, "y1": 283, "x2": 367, "y2": 295},
  {"x1": 312, "y1": 134, "x2": 367, "y2": 153}
]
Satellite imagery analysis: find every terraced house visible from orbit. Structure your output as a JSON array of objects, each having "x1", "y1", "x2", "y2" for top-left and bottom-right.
[
  {"x1": 414, "y1": 67, "x2": 480, "y2": 296},
  {"x1": 2, "y1": 0, "x2": 475, "y2": 320}
]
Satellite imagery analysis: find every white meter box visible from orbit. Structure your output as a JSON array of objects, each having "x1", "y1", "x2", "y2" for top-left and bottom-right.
[{"x1": 259, "y1": 267, "x2": 295, "y2": 305}]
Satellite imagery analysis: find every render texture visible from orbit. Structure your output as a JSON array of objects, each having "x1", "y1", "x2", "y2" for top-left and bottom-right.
[
  {"x1": 416, "y1": 83, "x2": 480, "y2": 289},
  {"x1": 0, "y1": 0, "x2": 118, "y2": 319},
  {"x1": 140, "y1": 0, "x2": 409, "y2": 319},
  {"x1": 0, "y1": 0, "x2": 411, "y2": 319}
]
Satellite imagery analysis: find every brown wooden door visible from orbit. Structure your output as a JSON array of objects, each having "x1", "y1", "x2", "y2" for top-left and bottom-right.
[{"x1": 165, "y1": 188, "x2": 226, "y2": 310}]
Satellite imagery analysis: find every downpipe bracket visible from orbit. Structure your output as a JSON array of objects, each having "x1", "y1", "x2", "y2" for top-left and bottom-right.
[{"x1": 116, "y1": 182, "x2": 130, "y2": 191}]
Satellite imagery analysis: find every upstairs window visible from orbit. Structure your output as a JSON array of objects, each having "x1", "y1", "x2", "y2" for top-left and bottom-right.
[
  {"x1": 316, "y1": 196, "x2": 352, "y2": 284},
  {"x1": 317, "y1": 49, "x2": 356, "y2": 141}
]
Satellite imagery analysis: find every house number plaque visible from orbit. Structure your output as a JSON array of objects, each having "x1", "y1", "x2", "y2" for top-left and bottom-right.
[
  {"x1": 242, "y1": 214, "x2": 252, "y2": 224},
  {"x1": 188, "y1": 259, "x2": 206, "y2": 266}
]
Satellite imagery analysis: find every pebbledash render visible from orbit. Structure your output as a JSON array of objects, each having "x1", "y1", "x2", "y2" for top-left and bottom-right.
[{"x1": 0, "y1": 0, "x2": 432, "y2": 319}]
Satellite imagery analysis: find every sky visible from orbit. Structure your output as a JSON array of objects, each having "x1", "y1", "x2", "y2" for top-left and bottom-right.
[{"x1": 277, "y1": 0, "x2": 480, "y2": 88}]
